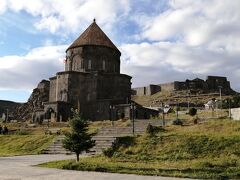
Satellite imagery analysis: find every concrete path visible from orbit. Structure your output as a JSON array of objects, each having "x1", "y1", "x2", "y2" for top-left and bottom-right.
[{"x1": 0, "y1": 155, "x2": 190, "y2": 180}]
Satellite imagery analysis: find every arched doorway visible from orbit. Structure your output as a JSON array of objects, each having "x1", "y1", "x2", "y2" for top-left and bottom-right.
[{"x1": 45, "y1": 108, "x2": 55, "y2": 122}]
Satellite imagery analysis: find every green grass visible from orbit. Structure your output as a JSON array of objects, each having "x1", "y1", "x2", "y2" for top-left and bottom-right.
[
  {"x1": 40, "y1": 119, "x2": 240, "y2": 179},
  {"x1": 0, "y1": 135, "x2": 55, "y2": 156}
]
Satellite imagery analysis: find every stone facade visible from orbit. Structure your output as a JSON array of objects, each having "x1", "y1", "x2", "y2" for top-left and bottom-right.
[
  {"x1": 132, "y1": 76, "x2": 235, "y2": 96},
  {"x1": 29, "y1": 20, "x2": 132, "y2": 122}
]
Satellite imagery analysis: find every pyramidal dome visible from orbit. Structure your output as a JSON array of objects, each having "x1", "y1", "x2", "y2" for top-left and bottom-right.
[{"x1": 67, "y1": 19, "x2": 119, "y2": 52}]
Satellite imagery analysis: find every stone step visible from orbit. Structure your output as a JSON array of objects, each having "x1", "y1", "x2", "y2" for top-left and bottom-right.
[
  {"x1": 92, "y1": 136, "x2": 117, "y2": 139},
  {"x1": 47, "y1": 145, "x2": 63, "y2": 149},
  {"x1": 99, "y1": 128, "x2": 146, "y2": 131},
  {"x1": 100, "y1": 127, "x2": 147, "y2": 130},
  {"x1": 95, "y1": 142, "x2": 114, "y2": 145},
  {"x1": 94, "y1": 139, "x2": 116, "y2": 142},
  {"x1": 97, "y1": 133, "x2": 139, "y2": 136},
  {"x1": 95, "y1": 139, "x2": 114, "y2": 142},
  {"x1": 42, "y1": 121, "x2": 165, "y2": 155},
  {"x1": 90, "y1": 147, "x2": 109, "y2": 152},
  {"x1": 46, "y1": 146, "x2": 66, "y2": 150},
  {"x1": 92, "y1": 143, "x2": 111, "y2": 147}
]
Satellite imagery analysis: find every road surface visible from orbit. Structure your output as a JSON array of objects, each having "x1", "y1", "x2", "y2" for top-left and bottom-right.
[{"x1": 0, "y1": 155, "x2": 191, "y2": 180}]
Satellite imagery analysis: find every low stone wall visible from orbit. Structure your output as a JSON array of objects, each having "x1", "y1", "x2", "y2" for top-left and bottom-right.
[{"x1": 231, "y1": 108, "x2": 240, "y2": 120}]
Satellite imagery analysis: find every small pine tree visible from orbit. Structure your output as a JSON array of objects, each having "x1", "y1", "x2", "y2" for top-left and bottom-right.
[{"x1": 62, "y1": 111, "x2": 95, "y2": 162}]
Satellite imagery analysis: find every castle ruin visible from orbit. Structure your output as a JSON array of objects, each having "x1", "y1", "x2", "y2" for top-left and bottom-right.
[{"x1": 132, "y1": 76, "x2": 235, "y2": 96}]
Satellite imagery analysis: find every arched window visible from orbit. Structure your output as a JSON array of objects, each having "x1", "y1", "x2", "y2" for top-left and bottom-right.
[
  {"x1": 102, "y1": 60, "x2": 106, "y2": 70},
  {"x1": 87, "y1": 93, "x2": 90, "y2": 101},
  {"x1": 80, "y1": 59, "x2": 84, "y2": 69},
  {"x1": 72, "y1": 55, "x2": 82, "y2": 71},
  {"x1": 88, "y1": 60, "x2": 92, "y2": 69}
]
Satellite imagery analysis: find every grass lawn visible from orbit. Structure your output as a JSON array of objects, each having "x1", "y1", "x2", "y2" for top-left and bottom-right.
[
  {"x1": 39, "y1": 119, "x2": 240, "y2": 179},
  {"x1": 0, "y1": 119, "x2": 131, "y2": 157},
  {"x1": 0, "y1": 135, "x2": 55, "y2": 156}
]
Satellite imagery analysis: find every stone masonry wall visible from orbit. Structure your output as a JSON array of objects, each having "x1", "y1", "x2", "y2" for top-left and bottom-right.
[
  {"x1": 159, "y1": 82, "x2": 176, "y2": 92},
  {"x1": 65, "y1": 46, "x2": 120, "y2": 74},
  {"x1": 132, "y1": 76, "x2": 235, "y2": 96}
]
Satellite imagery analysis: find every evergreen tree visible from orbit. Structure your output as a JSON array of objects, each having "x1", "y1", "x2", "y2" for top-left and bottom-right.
[{"x1": 62, "y1": 111, "x2": 95, "y2": 161}]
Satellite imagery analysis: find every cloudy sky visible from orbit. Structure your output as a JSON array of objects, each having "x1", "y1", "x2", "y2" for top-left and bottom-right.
[{"x1": 0, "y1": 0, "x2": 240, "y2": 102}]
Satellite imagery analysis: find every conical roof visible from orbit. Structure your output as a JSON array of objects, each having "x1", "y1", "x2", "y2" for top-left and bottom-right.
[{"x1": 66, "y1": 20, "x2": 120, "y2": 52}]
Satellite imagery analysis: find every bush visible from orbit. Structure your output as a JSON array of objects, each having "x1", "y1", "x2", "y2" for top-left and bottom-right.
[
  {"x1": 172, "y1": 119, "x2": 183, "y2": 126},
  {"x1": 15, "y1": 129, "x2": 30, "y2": 135},
  {"x1": 146, "y1": 124, "x2": 165, "y2": 135},
  {"x1": 103, "y1": 147, "x2": 115, "y2": 158},
  {"x1": 189, "y1": 108, "x2": 197, "y2": 116},
  {"x1": 193, "y1": 118, "x2": 198, "y2": 124},
  {"x1": 146, "y1": 124, "x2": 155, "y2": 135},
  {"x1": 103, "y1": 136, "x2": 135, "y2": 158}
]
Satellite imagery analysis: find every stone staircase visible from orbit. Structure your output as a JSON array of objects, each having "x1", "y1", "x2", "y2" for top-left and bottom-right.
[
  {"x1": 42, "y1": 119, "x2": 166, "y2": 155},
  {"x1": 41, "y1": 135, "x2": 72, "y2": 154}
]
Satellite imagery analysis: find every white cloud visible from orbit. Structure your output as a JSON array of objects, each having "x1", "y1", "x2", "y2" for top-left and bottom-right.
[
  {"x1": 0, "y1": 0, "x2": 240, "y2": 102},
  {"x1": 2, "y1": 0, "x2": 131, "y2": 35},
  {"x1": 0, "y1": 0, "x2": 7, "y2": 14},
  {"x1": 119, "y1": 0, "x2": 240, "y2": 92},
  {"x1": 35, "y1": 16, "x2": 61, "y2": 34},
  {"x1": 138, "y1": 0, "x2": 240, "y2": 48},
  {"x1": 120, "y1": 42, "x2": 240, "y2": 91},
  {"x1": 0, "y1": 45, "x2": 66, "y2": 90}
]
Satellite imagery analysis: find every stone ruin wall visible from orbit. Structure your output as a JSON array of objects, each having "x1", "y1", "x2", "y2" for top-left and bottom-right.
[
  {"x1": 158, "y1": 82, "x2": 176, "y2": 92},
  {"x1": 132, "y1": 83, "x2": 175, "y2": 96},
  {"x1": 132, "y1": 76, "x2": 235, "y2": 96}
]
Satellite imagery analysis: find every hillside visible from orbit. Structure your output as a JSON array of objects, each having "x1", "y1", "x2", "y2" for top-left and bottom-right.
[
  {"x1": 132, "y1": 90, "x2": 232, "y2": 107},
  {"x1": 0, "y1": 135, "x2": 54, "y2": 156},
  {"x1": 0, "y1": 100, "x2": 21, "y2": 118}
]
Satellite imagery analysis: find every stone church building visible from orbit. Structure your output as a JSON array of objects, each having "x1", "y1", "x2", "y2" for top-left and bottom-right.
[{"x1": 33, "y1": 20, "x2": 132, "y2": 121}]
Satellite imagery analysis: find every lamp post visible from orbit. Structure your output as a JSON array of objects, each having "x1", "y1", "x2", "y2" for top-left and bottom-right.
[
  {"x1": 176, "y1": 102, "x2": 179, "y2": 120},
  {"x1": 131, "y1": 102, "x2": 135, "y2": 135},
  {"x1": 187, "y1": 89, "x2": 190, "y2": 112},
  {"x1": 226, "y1": 99, "x2": 232, "y2": 119},
  {"x1": 109, "y1": 105, "x2": 115, "y2": 126},
  {"x1": 211, "y1": 98, "x2": 216, "y2": 118},
  {"x1": 162, "y1": 102, "x2": 165, "y2": 126},
  {"x1": 196, "y1": 93, "x2": 199, "y2": 119},
  {"x1": 219, "y1": 86, "x2": 222, "y2": 117}
]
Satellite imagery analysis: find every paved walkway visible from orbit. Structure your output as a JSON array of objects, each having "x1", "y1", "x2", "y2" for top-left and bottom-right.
[{"x1": 0, "y1": 155, "x2": 190, "y2": 180}]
